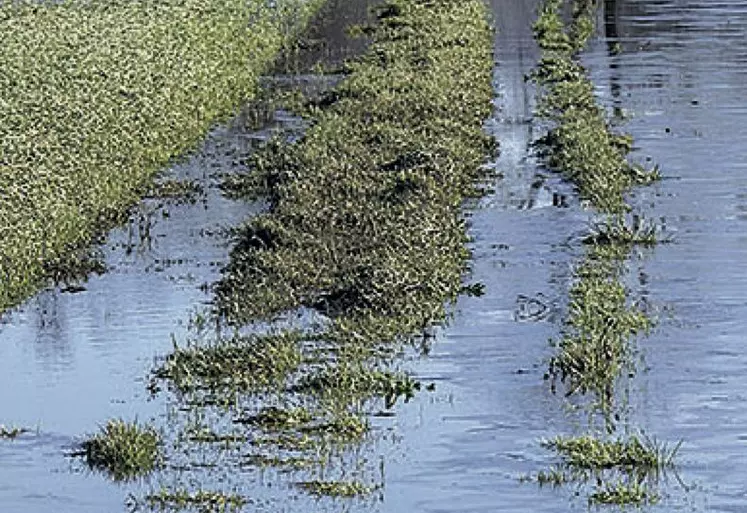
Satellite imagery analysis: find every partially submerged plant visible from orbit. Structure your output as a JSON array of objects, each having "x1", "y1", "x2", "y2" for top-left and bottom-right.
[
  {"x1": 149, "y1": 0, "x2": 496, "y2": 498},
  {"x1": 153, "y1": 332, "x2": 303, "y2": 398},
  {"x1": 589, "y1": 479, "x2": 660, "y2": 506},
  {"x1": 296, "y1": 479, "x2": 373, "y2": 498},
  {"x1": 542, "y1": 434, "x2": 680, "y2": 472},
  {"x1": 533, "y1": 433, "x2": 679, "y2": 506},
  {"x1": 584, "y1": 215, "x2": 657, "y2": 248},
  {"x1": 136, "y1": 488, "x2": 246, "y2": 513},
  {"x1": 0, "y1": 425, "x2": 29, "y2": 439},
  {"x1": 81, "y1": 419, "x2": 161, "y2": 481},
  {"x1": 531, "y1": 0, "x2": 659, "y2": 214}
]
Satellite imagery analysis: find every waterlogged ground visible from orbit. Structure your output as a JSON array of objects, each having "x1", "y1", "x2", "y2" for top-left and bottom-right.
[
  {"x1": 0, "y1": 104, "x2": 282, "y2": 511},
  {"x1": 1, "y1": 0, "x2": 747, "y2": 512},
  {"x1": 384, "y1": 1, "x2": 747, "y2": 511}
]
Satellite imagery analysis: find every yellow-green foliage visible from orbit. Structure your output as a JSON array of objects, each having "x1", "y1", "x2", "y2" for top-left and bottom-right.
[
  {"x1": 82, "y1": 419, "x2": 161, "y2": 481},
  {"x1": 0, "y1": 0, "x2": 322, "y2": 314},
  {"x1": 218, "y1": 0, "x2": 496, "y2": 332}
]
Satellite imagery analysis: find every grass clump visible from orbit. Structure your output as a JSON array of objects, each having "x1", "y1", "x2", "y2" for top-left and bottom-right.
[
  {"x1": 532, "y1": 433, "x2": 679, "y2": 506},
  {"x1": 138, "y1": 488, "x2": 246, "y2": 512},
  {"x1": 82, "y1": 419, "x2": 161, "y2": 481},
  {"x1": 0, "y1": 0, "x2": 325, "y2": 315},
  {"x1": 589, "y1": 480, "x2": 659, "y2": 506},
  {"x1": 531, "y1": 0, "x2": 659, "y2": 213},
  {"x1": 542, "y1": 434, "x2": 679, "y2": 472},
  {"x1": 295, "y1": 364, "x2": 421, "y2": 408},
  {"x1": 296, "y1": 480, "x2": 373, "y2": 498},
  {"x1": 153, "y1": 332, "x2": 303, "y2": 397},
  {"x1": 147, "y1": 179, "x2": 205, "y2": 204}
]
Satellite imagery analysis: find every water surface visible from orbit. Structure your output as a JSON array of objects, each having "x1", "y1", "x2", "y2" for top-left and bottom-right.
[{"x1": 2, "y1": 0, "x2": 747, "y2": 511}]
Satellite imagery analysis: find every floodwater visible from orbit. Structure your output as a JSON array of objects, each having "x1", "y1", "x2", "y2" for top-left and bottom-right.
[
  {"x1": 386, "y1": 0, "x2": 747, "y2": 511},
  {"x1": 0, "y1": 103, "x2": 278, "y2": 511},
  {"x1": 1, "y1": 0, "x2": 747, "y2": 511}
]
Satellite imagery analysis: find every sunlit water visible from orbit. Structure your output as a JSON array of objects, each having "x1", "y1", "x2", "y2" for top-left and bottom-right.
[
  {"x1": 385, "y1": 0, "x2": 747, "y2": 511},
  {"x1": 2, "y1": 0, "x2": 747, "y2": 511}
]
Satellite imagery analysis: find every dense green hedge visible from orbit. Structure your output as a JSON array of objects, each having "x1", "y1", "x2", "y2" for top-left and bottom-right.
[{"x1": 0, "y1": 0, "x2": 321, "y2": 313}]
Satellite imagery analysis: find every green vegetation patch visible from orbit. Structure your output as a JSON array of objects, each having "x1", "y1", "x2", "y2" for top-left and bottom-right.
[
  {"x1": 531, "y1": 0, "x2": 658, "y2": 213},
  {"x1": 151, "y1": 0, "x2": 496, "y2": 499},
  {"x1": 542, "y1": 434, "x2": 679, "y2": 471},
  {"x1": 548, "y1": 239, "x2": 652, "y2": 400},
  {"x1": 296, "y1": 479, "x2": 373, "y2": 498},
  {"x1": 138, "y1": 488, "x2": 246, "y2": 513},
  {"x1": 82, "y1": 419, "x2": 161, "y2": 481},
  {"x1": 589, "y1": 480, "x2": 659, "y2": 506},
  {"x1": 147, "y1": 179, "x2": 205, "y2": 204},
  {"x1": 0, "y1": 0, "x2": 324, "y2": 315},
  {"x1": 533, "y1": 433, "x2": 679, "y2": 506},
  {"x1": 217, "y1": 0, "x2": 496, "y2": 326},
  {"x1": 153, "y1": 332, "x2": 303, "y2": 398}
]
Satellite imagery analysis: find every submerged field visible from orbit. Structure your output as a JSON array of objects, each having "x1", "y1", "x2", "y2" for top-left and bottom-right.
[
  {"x1": 0, "y1": 0, "x2": 322, "y2": 314},
  {"x1": 144, "y1": 0, "x2": 496, "y2": 502},
  {"x1": 2, "y1": 0, "x2": 746, "y2": 510}
]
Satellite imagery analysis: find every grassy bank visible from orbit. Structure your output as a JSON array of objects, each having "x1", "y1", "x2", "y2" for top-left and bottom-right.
[
  {"x1": 153, "y1": 0, "x2": 495, "y2": 499},
  {"x1": 0, "y1": 0, "x2": 323, "y2": 314}
]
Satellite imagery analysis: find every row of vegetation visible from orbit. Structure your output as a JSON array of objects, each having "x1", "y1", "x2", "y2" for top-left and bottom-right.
[
  {"x1": 528, "y1": 0, "x2": 679, "y2": 506},
  {"x1": 0, "y1": 0, "x2": 325, "y2": 315},
  {"x1": 79, "y1": 0, "x2": 496, "y2": 506}
]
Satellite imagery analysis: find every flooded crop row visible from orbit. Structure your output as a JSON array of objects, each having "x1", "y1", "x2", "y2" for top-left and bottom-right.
[
  {"x1": 1, "y1": 0, "x2": 747, "y2": 511},
  {"x1": 148, "y1": 0, "x2": 496, "y2": 506}
]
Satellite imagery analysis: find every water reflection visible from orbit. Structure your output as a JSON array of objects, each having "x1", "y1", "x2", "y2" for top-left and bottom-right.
[
  {"x1": 590, "y1": 0, "x2": 747, "y2": 511},
  {"x1": 32, "y1": 292, "x2": 73, "y2": 372}
]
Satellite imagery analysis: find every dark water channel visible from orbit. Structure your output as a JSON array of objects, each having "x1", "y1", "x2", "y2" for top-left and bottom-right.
[{"x1": 1, "y1": 0, "x2": 746, "y2": 511}]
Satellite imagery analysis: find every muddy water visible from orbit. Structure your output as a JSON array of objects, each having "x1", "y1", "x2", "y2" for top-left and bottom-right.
[{"x1": 2, "y1": 0, "x2": 747, "y2": 512}]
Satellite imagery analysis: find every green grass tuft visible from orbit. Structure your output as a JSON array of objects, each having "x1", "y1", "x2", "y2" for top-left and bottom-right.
[{"x1": 82, "y1": 419, "x2": 161, "y2": 481}]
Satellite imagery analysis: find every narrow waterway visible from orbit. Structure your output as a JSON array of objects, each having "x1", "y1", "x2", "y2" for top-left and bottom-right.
[
  {"x1": 385, "y1": 0, "x2": 747, "y2": 511},
  {"x1": 590, "y1": 1, "x2": 747, "y2": 511},
  {"x1": 1, "y1": 0, "x2": 747, "y2": 512}
]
